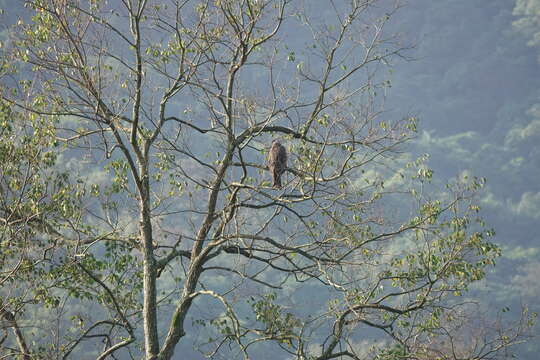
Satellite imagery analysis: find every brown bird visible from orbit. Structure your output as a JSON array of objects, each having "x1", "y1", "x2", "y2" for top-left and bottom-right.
[{"x1": 268, "y1": 140, "x2": 287, "y2": 188}]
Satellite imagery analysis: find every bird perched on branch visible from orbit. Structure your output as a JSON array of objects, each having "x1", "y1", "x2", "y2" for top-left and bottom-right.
[{"x1": 268, "y1": 139, "x2": 287, "y2": 188}]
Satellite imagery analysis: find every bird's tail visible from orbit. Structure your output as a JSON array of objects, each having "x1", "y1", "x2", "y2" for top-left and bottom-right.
[{"x1": 272, "y1": 169, "x2": 282, "y2": 188}]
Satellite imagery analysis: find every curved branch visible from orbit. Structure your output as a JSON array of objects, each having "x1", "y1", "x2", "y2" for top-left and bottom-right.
[{"x1": 0, "y1": 304, "x2": 30, "y2": 360}]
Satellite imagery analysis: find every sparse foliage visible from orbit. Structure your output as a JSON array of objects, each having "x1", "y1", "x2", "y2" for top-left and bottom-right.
[{"x1": 0, "y1": 0, "x2": 535, "y2": 359}]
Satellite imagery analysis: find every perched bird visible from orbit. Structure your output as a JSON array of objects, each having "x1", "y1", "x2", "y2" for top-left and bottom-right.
[{"x1": 268, "y1": 139, "x2": 287, "y2": 188}]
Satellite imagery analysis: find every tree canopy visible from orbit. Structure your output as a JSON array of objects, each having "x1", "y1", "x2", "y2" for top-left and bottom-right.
[{"x1": 0, "y1": 1, "x2": 535, "y2": 359}]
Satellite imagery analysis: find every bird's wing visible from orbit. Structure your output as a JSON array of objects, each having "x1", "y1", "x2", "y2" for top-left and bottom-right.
[{"x1": 278, "y1": 144, "x2": 287, "y2": 168}]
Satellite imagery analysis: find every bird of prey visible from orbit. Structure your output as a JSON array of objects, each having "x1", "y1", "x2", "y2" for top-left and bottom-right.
[{"x1": 268, "y1": 140, "x2": 287, "y2": 188}]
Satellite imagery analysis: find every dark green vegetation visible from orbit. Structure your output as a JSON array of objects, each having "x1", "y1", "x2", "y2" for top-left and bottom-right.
[{"x1": 0, "y1": 1, "x2": 538, "y2": 359}]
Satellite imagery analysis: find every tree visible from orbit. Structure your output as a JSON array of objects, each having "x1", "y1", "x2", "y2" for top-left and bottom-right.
[{"x1": 0, "y1": 0, "x2": 534, "y2": 359}]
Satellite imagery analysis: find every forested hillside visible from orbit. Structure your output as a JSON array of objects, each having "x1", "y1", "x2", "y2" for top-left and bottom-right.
[{"x1": 1, "y1": 0, "x2": 538, "y2": 359}]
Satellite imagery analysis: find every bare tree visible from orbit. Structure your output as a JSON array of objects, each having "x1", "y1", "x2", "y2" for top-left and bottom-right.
[{"x1": 0, "y1": 0, "x2": 534, "y2": 359}]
